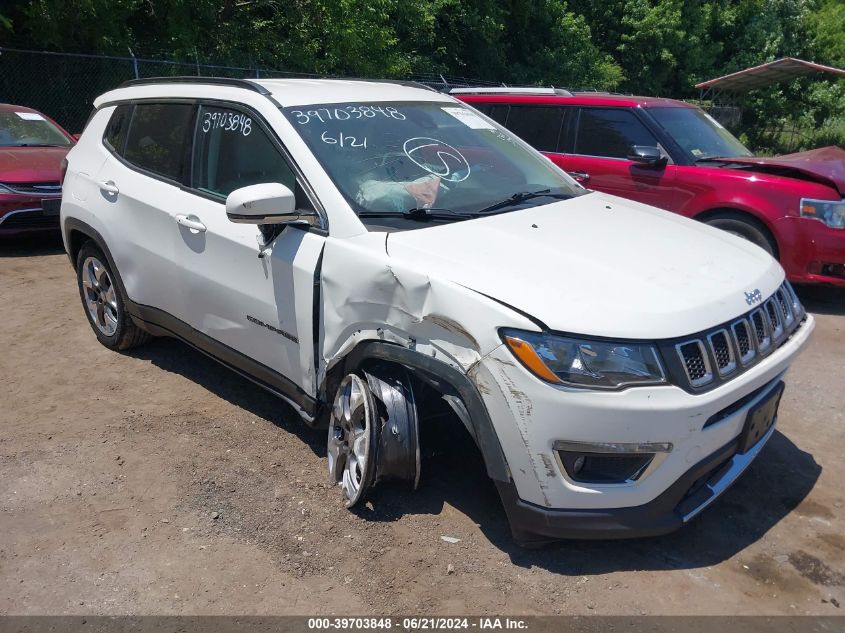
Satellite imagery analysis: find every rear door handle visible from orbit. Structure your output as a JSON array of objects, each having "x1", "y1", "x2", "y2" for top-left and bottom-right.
[
  {"x1": 567, "y1": 171, "x2": 590, "y2": 184},
  {"x1": 175, "y1": 214, "x2": 207, "y2": 233},
  {"x1": 98, "y1": 180, "x2": 119, "y2": 194}
]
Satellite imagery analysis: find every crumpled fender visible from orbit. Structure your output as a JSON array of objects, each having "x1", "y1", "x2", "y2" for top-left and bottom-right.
[{"x1": 319, "y1": 232, "x2": 536, "y2": 382}]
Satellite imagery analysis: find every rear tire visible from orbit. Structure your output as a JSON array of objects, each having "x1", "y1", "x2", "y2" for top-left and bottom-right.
[
  {"x1": 703, "y1": 212, "x2": 778, "y2": 258},
  {"x1": 76, "y1": 242, "x2": 151, "y2": 351}
]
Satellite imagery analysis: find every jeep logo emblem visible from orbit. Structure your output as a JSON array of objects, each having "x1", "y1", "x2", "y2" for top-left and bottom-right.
[{"x1": 745, "y1": 289, "x2": 763, "y2": 305}]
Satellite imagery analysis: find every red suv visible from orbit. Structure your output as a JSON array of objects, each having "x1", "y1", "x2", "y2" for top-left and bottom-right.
[
  {"x1": 455, "y1": 88, "x2": 845, "y2": 287},
  {"x1": 0, "y1": 103, "x2": 75, "y2": 237}
]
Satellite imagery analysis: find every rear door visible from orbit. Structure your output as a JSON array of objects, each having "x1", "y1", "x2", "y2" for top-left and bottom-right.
[
  {"x1": 556, "y1": 107, "x2": 677, "y2": 210},
  {"x1": 173, "y1": 101, "x2": 326, "y2": 397},
  {"x1": 94, "y1": 101, "x2": 197, "y2": 319}
]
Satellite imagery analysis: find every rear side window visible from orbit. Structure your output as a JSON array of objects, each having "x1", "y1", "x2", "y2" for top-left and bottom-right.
[
  {"x1": 192, "y1": 104, "x2": 296, "y2": 198},
  {"x1": 124, "y1": 103, "x2": 194, "y2": 181},
  {"x1": 505, "y1": 106, "x2": 565, "y2": 153},
  {"x1": 574, "y1": 108, "x2": 657, "y2": 159},
  {"x1": 103, "y1": 104, "x2": 131, "y2": 153}
]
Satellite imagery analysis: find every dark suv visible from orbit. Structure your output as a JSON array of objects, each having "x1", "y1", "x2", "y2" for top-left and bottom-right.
[{"x1": 455, "y1": 88, "x2": 845, "y2": 287}]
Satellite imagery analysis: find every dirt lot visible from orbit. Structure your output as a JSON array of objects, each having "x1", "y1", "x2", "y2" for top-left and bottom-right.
[{"x1": 1, "y1": 236, "x2": 844, "y2": 616}]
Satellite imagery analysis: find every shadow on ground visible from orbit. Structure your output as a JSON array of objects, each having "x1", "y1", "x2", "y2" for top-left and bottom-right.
[
  {"x1": 0, "y1": 234, "x2": 65, "y2": 257},
  {"x1": 127, "y1": 337, "x2": 326, "y2": 458},
  {"x1": 127, "y1": 325, "x2": 821, "y2": 577},
  {"x1": 362, "y1": 412, "x2": 821, "y2": 574},
  {"x1": 795, "y1": 284, "x2": 845, "y2": 316}
]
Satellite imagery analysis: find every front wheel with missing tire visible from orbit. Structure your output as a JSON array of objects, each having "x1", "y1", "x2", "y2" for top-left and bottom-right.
[
  {"x1": 327, "y1": 373, "x2": 378, "y2": 508},
  {"x1": 327, "y1": 367, "x2": 420, "y2": 509},
  {"x1": 76, "y1": 242, "x2": 151, "y2": 351}
]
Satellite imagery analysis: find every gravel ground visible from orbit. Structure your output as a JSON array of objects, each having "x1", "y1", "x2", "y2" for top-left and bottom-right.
[{"x1": 1, "y1": 236, "x2": 843, "y2": 615}]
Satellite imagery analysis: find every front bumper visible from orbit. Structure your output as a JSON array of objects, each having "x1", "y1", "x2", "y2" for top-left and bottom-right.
[
  {"x1": 776, "y1": 216, "x2": 845, "y2": 287},
  {"x1": 497, "y1": 408, "x2": 777, "y2": 542},
  {"x1": 471, "y1": 312, "x2": 814, "y2": 541},
  {"x1": 0, "y1": 196, "x2": 61, "y2": 235}
]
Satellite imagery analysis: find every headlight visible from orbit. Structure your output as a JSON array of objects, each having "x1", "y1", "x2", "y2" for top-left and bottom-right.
[
  {"x1": 800, "y1": 198, "x2": 845, "y2": 229},
  {"x1": 501, "y1": 329, "x2": 666, "y2": 389}
]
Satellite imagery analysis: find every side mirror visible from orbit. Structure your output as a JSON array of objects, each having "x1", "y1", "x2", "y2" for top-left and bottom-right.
[
  {"x1": 627, "y1": 146, "x2": 666, "y2": 167},
  {"x1": 225, "y1": 183, "x2": 319, "y2": 227}
]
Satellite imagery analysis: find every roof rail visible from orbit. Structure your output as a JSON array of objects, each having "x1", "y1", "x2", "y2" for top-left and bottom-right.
[
  {"x1": 448, "y1": 86, "x2": 573, "y2": 97},
  {"x1": 118, "y1": 76, "x2": 271, "y2": 95},
  {"x1": 315, "y1": 77, "x2": 440, "y2": 92}
]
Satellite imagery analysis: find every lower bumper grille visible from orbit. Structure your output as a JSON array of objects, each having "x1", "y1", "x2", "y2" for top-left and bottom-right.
[{"x1": 0, "y1": 209, "x2": 60, "y2": 230}]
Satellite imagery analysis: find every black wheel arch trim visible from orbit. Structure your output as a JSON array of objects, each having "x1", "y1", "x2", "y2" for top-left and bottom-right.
[
  {"x1": 64, "y1": 218, "x2": 131, "y2": 301},
  {"x1": 333, "y1": 340, "x2": 511, "y2": 483}
]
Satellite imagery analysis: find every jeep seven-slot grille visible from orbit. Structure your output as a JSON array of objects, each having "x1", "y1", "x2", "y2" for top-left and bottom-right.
[{"x1": 669, "y1": 281, "x2": 805, "y2": 392}]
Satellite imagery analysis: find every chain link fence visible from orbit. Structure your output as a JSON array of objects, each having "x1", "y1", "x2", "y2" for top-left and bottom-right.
[{"x1": 0, "y1": 47, "x2": 501, "y2": 133}]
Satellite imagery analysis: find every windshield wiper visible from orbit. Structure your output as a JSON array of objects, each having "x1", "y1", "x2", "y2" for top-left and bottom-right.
[
  {"x1": 694, "y1": 156, "x2": 733, "y2": 163},
  {"x1": 474, "y1": 189, "x2": 572, "y2": 215},
  {"x1": 358, "y1": 207, "x2": 477, "y2": 222}
]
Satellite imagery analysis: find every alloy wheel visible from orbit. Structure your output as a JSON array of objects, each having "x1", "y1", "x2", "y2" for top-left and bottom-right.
[
  {"x1": 327, "y1": 374, "x2": 375, "y2": 507},
  {"x1": 81, "y1": 256, "x2": 119, "y2": 337}
]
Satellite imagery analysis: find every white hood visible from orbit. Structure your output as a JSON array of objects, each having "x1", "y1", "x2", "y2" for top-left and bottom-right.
[{"x1": 385, "y1": 192, "x2": 784, "y2": 340}]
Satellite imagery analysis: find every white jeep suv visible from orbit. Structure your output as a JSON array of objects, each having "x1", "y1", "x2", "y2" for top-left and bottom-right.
[{"x1": 61, "y1": 77, "x2": 813, "y2": 545}]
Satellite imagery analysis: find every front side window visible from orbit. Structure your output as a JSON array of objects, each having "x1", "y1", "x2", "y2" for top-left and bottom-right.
[
  {"x1": 193, "y1": 105, "x2": 296, "y2": 198},
  {"x1": 123, "y1": 103, "x2": 194, "y2": 181},
  {"x1": 648, "y1": 107, "x2": 752, "y2": 162},
  {"x1": 575, "y1": 108, "x2": 657, "y2": 159},
  {"x1": 506, "y1": 106, "x2": 565, "y2": 153},
  {"x1": 0, "y1": 110, "x2": 71, "y2": 147},
  {"x1": 283, "y1": 101, "x2": 584, "y2": 231},
  {"x1": 476, "y1": 104, "x2": 510, "y2": 126}
]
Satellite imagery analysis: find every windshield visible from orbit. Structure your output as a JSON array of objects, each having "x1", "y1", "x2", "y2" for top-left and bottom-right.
[
  {"x1": 0, "y1": 111, "x2": 71, "y2": 147},
  {"x1": 648, "y1": 107, "x2": 751, "y2": 162},
  {"x1": 283, "y1": 101, "x2": 584, "y2": 229}
]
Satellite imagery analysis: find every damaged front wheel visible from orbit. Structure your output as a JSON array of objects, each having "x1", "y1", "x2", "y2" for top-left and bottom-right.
[
  {"x1": 327, "y1": 367, "x2": 420, "y2": 509},
  {"x1": 327, "y1": 374, "x2": 377, "y2": 507}
]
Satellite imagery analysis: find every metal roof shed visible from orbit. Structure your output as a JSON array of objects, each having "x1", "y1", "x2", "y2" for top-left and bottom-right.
[{"x1": 696, "y1": 57, "x2": 845, "y2": 99}]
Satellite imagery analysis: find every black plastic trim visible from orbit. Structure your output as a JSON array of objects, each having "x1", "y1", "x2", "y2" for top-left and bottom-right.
[
  {"x1": 126, "y1": 301, "x2": 318, "y2": 418},
  {"x1": 703, "y1": 380, "x2": 770, "y2": 429}
]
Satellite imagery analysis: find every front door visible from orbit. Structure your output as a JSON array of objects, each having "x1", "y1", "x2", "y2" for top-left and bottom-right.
[
  {"x1": 174, "y1": 103, "x2": 325, "y2": 397},
  {"x1": 553, "y1": 107, "x2": 677, "y2": 211}
]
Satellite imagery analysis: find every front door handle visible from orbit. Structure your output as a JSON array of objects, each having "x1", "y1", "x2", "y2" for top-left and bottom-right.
[
  {"x1": 98, "y1": 180, "x2": 119, "y2": 195},
  {"x1": 175, "y1": 214, "x2": 207, "y2": 233},
  {"x1": 567, "y1": 171, "x2": 590, "y2": 184}
]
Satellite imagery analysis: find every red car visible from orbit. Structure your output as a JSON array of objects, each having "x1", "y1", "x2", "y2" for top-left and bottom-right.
[
  {"x1": 0, "y1": 103, "x2": 75, "y2": 236},
  {"x1": 455, "y1": 88, "x2": 845, "y2": 287}
]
